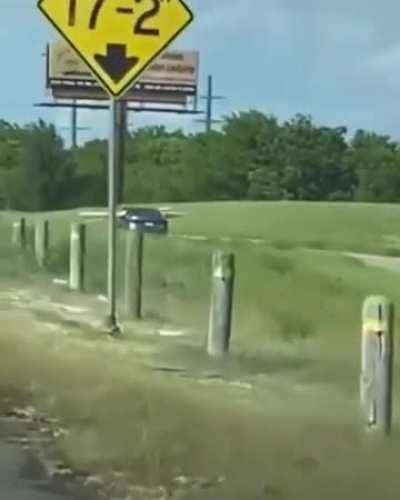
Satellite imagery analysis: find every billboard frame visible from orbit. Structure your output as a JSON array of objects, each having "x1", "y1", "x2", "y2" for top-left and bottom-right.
[{"x1": 45, "y1": 43, "x2": 199, "y2": 110}]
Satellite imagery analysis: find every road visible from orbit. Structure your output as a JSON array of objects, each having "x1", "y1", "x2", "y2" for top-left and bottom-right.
[
  {"x1": 344, "y1": 251, "x2": 400, "y2": 272},
  {"x1": 172, "y1": 234, "x2": 400, "y2": 273},
  {"x1": 0, "y1": 443, "x2": 78, "y2": 500}
]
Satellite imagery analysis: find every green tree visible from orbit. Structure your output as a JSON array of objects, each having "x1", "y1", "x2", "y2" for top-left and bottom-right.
[
  {"x1": 18, "y1": 120, "x2": 77, "y2": 211},
  {"x1": 347, "y1": 130, "x2": 400, "y2": 202},
  {"x1": 72, "y1": 138, "x2": 108, "y2": 206},
  {"x1": 280, "y1": 115, "x2": 351, "y2": 201},
  {"x1": 0, "y1": 121, "x2": 24, "y2": 209},
  {"x1": 3, "y1": 109, "x2": 400, "y2": 209},
  {"x1": 221, "y1": 110, "x2": 273, "y2": 199},
  {"x1": 125, "y1": 126, "x2": 191, "y2": 203}
]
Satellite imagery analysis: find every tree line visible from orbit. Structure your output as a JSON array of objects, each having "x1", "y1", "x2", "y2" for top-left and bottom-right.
[{"x1": 1, "y1": 110, "x2": 400, "y2": 211}]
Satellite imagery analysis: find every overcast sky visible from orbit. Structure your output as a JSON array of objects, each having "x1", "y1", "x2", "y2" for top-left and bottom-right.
[{"x1": 1, "y1": 0, "x2": 400, "y2": 146}]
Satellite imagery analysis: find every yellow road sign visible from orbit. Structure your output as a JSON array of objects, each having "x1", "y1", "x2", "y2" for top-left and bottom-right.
[{"x1": 38, "y1": 0, "x2": 194, "y2": 99}]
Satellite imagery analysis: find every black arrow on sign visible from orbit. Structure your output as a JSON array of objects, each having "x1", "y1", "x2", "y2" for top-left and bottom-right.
[{"x1": 94, "y1": 44, "x2": 139, "y2": 83}]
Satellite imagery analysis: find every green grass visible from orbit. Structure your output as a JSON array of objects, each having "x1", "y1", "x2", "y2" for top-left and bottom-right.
[
  {"x1": 42, "y1": 228, "x2": 383, "y2": 344},
  {"x1": 4, "y1": 203, "x2": 400, "y2": 380},
  {"x1": 3, "y1": 202, "x2": 400, "y2": 498},
  {"x1": 6, "y1": 200, "x2": 400, "y2": 254},
  {"x1": 166, "y1": 201, "x2": 400, "y2": 255}
]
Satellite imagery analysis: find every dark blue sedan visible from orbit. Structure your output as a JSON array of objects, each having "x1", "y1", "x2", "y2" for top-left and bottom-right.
[{"x1": 118, "y1": 207, "x2": 169, "y2": 235}]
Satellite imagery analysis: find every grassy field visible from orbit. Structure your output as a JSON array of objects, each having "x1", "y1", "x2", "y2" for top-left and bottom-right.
[
  {"x1": 5, "y1": 200, "x2": 400, "y2": 253},
  {"x1": 2, "y1": 202, "x2": 400, "y2": 499},
  {"x1": 168, "y1": 201, "x2": 400, "y2": 255},
  {"x1": 19, "y1": 202, "x2": 400, "y2": 363}
]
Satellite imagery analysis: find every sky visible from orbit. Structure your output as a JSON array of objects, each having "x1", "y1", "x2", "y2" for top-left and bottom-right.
[{"x1": 2, "y1": 0, "x2": 400, "y2": 146}]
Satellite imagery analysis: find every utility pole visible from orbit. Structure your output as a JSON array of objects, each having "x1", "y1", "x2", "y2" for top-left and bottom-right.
[
  {"x1": 196, "y1": 75, "x2": 225, "y2": 133},
  {"x1": 59, "y1": 100, "x2": 90, "y2": 149}
]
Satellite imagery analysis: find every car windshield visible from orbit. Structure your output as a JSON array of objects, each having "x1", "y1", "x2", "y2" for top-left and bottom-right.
[{"x1": 129, "y1": 209, "x2": 163, "y2": 219}]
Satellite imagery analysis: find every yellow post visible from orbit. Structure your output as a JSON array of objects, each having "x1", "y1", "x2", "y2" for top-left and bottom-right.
[{"x1": 361, "y1": 296, "x2": 394, "y2": 435}]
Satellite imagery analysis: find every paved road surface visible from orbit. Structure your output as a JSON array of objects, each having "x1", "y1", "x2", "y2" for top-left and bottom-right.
[{"x1": 0, "y1": 443, "x2": 78, "y2": 500}]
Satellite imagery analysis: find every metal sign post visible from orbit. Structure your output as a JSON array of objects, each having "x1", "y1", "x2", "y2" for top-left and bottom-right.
[
  {"x1": 38, "y1": 0, "x2": 195, "y2": 336},
  {"x1": 107, "y1": 98, "x2": 120, "y2": 334}
]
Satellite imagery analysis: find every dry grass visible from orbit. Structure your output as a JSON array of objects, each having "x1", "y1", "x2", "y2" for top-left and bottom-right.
[{"x1": 0, "y1": 306, "x2": 399, "y2": 499}]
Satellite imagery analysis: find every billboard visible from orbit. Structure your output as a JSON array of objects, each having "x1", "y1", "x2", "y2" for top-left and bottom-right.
[{"x1": 47, "y1": 39, "x2": 199, "y2": 106}]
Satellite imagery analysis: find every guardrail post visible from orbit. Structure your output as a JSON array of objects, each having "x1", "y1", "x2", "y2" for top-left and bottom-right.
[
  {"x1": 12, "y1": 217, "x2": 27, "y2": 249},
  {"x1": 124, "y1": 230, "x2": 144, "y2": 320},
  {"x1": 27, "y1": 224, "x2": 35, "y2": 252},
  {"x1": 69, "y1": 223, "x2": 86, "y2": 292},
  {"x1": 361, "y1": 296, "x2": 394, "y2": 436},
  {"x1": 34, "y1": 220, "x2": 49, "y2": 268},
  {"x1": 207, "y1": 251, "x2": 235, "y2": 357}
]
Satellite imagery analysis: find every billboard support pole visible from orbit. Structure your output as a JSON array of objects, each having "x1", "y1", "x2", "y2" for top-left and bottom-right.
[
  {"x1": 117, "y1": 101, "x2": 127, "y2": 203},
  {"x1": 71, "y1": 99, "x2": 77, "y2": 148}
]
